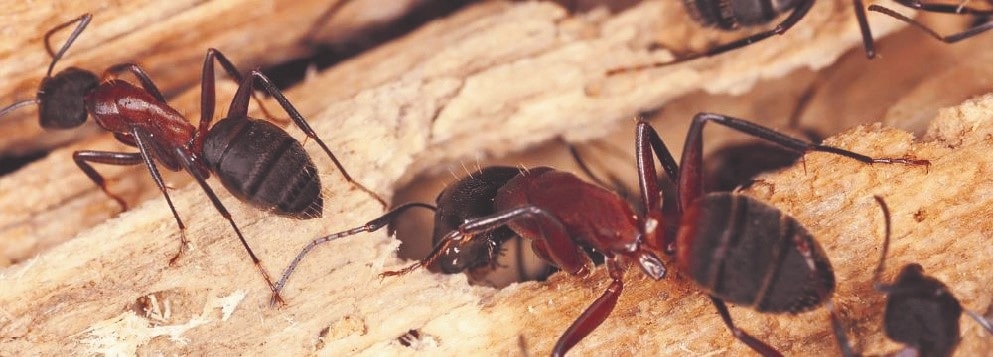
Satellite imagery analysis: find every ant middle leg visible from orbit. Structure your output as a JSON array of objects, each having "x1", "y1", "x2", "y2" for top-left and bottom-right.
[{"x1": 72, "y1": 148, "x2": 190, "y2": 263}]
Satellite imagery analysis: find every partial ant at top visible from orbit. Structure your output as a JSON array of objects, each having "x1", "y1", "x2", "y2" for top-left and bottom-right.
[
  {"x1": 607, "y1": 0, "x2": 993, "y2": 75},
  {"x1": 0, "y1": 13, "x2": 387, "y2": 304},
  {"x1": 833, "y1": 196, "x2": 993, "y2": 357},
  {"x1": 274, "y1": 111, "x2": 928, "y2": 355}
]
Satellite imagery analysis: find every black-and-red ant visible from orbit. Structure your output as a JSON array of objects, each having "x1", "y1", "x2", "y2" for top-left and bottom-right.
[
  {"x1": 832, "y1": 196, "x2": 993, "y2": 357},
  {"x1": 0, "y1": 14, "x2": 386, "y2": 303},
  {"x1": 607, "y1": 0, "x2": 993, "y2": 74},
  {"x1": 274, "y1": 112, "x2": 927, "y2": 355}
]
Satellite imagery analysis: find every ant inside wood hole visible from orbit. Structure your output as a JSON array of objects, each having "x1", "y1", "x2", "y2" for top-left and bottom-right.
[
  {"x1": 831, "y1": 196, "x2": 993, "y2": 357},
  {"x1": 275, "y1": 113, "x2": 927, "y2": 355},
  {"x1": 607, "y1": 0, "x2": 993, "y2": 74},
  {"x1": 0, "y1": 13, "x2": 387, "y2": 304}
]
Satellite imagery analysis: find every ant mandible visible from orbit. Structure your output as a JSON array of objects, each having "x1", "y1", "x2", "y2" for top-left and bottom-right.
[
  {"x1": 273, "y1": 112, "x2": 927, "y2": 355},
  {"x1": 0, "y1": 14, "x2": 387, "y2": 304},
  {"x1": 607, "y1": 0, "x2": 993, "y2": 74},
  {"x1": 833, "y1": 196, "x2": 993, "y2": 357}
]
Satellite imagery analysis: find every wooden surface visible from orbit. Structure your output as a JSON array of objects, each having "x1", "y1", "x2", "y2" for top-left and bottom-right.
[
  {"x1": 5, "y1": 0, "x2": 991, "y2": 355},
  {"x1": 0, "y1": 0, "x2": 420, "y2": 156}
]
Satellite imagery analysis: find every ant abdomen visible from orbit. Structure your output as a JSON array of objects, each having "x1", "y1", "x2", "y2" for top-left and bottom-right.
[
  {"x1": 683, "y1": 0, "x2": 793, "y2": 29},
  {"x1": 676, "y1": 192, "x2": 835, "y2": 313},
  {"x1": 202, "y1": 117, "x2": 322, "y2": 219},
  {"x1": 37, "y1": 67, "x2": 98, "y2": 129}
]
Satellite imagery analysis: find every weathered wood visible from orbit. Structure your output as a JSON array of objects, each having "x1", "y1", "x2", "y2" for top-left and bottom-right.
[
  {"x1": 1, "y1": 0, "x2": 964, "y2": 355},
  {"x1": 0, "y1": 0, "x2": 421, "y2": 156}
]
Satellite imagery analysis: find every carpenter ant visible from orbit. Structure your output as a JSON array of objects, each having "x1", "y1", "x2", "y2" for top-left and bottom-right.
[
  {"x1": 0, "y1": 14, "x2": 386, "y2": 303},
  {"x1": 836, "y1": 196, "x2": 993, "y2": 357},
  {"x1": 276, "y1": 112, "x2": 927, "y2": 355},
  {"x1": 274, "y1": 166, "x2": 557, "y2": 295},
  {"x1": 607, "y1": 0, "x2": 991, "y2": 74}
]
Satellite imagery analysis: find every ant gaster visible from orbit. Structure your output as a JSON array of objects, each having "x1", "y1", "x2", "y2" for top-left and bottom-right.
[
  {"x1": 607, "y1": 1, "x2": 993, "y2": 74},
  {"x1": 274, "y1": 112, "x2": 927, "y2": 355},
  {"x1": 834, "y1": 196, "x2": 993, "y2": 357},
  {"x1": 0, "y1": 14, "x2": 386, "y2": 303}
]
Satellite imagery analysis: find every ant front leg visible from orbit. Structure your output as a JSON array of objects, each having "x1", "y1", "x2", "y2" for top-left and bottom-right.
[
  {"x1": 128, "y1": 128, "x2": 191, "y2": 264},
  {"x1": 551, "y1": 257, "x2": 626, "y2": 357},
  {"x1": 72, "y1": 150, "x2": 142, "y2": 211},
  {"x1": 869, "y1": 5, "x2": 993, "y2": 43},
  {"x1": 274, "y1": 202, "x2": 436, "y2": 303},
  {"x1": 231, "y1": 69, "x2": 387, "y2": 208}
]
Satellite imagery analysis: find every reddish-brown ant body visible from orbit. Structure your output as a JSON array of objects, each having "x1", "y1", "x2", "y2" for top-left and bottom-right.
[
  {"x1": 608, "y1": 0, "x2": 993, "y2": 74},
  {"x1": 834, "y1": 196, "x2": 993, "y2": 357},
  {"x1": 276, "y1": 112, "x2": 926, "y2": 355},
  {"x1": 0, "y1": 14, "x2": 385, "y2": 303}
]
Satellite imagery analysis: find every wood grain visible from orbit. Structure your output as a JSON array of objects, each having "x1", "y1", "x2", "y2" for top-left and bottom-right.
[
  {"x1": 0, "y1": 0, "x2": 421, "y2": 156},
  {"x1": 2, "y1": 0, "x2": 970, "y2": 355}
]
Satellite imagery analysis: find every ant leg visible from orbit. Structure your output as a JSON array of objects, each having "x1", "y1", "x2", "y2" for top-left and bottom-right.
[
  {"x1": 870, "y1": 5, "x2": 993, "y2": 43},
  {"x1": 635, "y1": 120, "x2": 680, "y2": 252},
  {"x1": 127, "y1": 128, "x2": 193, "y2": 265},
  {"x1": 606, "y1": 1, "x2": 817, "y2": 75},
  {"x1": 43, "y1": 13, "x2": 92, "y2": 77},
  {"x1": 72, "y1": 151, "x2": 142, "y2": 211},
  {"x1": 103, "y1": 63, "x2": 167, "y2": 103},
  {"x1": 233, "y1": 70, "x2": 388, "y2": 208},
  {"x1": 563, "y1": 139, "x2": 631, "y2": 198},
  {"x1": 382, "y1": 205, "x2": 589, "y2": 277},
  {"x1": 711, "y1": 297, "x2": 784, "y2": 357},
  {"x1": 890, "y1": 0, "x2": 993, "y2": 14},
  {"x1": 551, "y1": 258, "x2": 626, "y2": 357},
  {"x1": 827, "y1": 299, "x2": 857, "y2": 357},
  {"x1": 964, "y1": 310, "x2": 993, "y2": 334},
  {"x1": 678, "y1": 113, "x2": 929, "y2": 211},
  {"x1": 273, "y1": 202, "x2": 436, "y2": 304},
  {"x1": 73, "y1": 148, "x2": 191, "y2": 264},
  {"x1": 170, "y1": 144, "x2": 285, "y2": 304},
  {"x1": 198, "y1": 49, "x2": 283, "y2": 132}
]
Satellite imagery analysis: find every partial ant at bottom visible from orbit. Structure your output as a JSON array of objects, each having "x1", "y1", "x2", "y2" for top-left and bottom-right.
[{"x1": 832, "y1": 196, "x2": 993, "y2": 357}]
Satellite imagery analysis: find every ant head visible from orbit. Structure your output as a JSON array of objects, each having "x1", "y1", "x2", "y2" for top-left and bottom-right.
[
  {"x1": 894, "y1": 263, "x2": 927, "y2": 283},
  {"x1": 37, "y1": 67, "x2": 98, "y2": 129}
]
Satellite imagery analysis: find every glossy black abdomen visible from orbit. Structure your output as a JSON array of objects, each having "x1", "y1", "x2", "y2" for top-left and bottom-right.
[
  {"x1": 676, "y1": 192, "x2": 834, "y2": 313},
  {"x1": 202, "y1": 117, "x2": 322, "y2": 218}
]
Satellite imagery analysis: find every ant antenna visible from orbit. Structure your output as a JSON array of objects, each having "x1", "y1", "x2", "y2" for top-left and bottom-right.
[
  {"x1": 44, "y1": 13, "x2": 92, "y2": 77},
  {"x1": 0, "y1": 99, "x2": 40, "y2": 118},
  {"x1": 871, "y1": 195, "x2": 892, "y2": 291}
]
